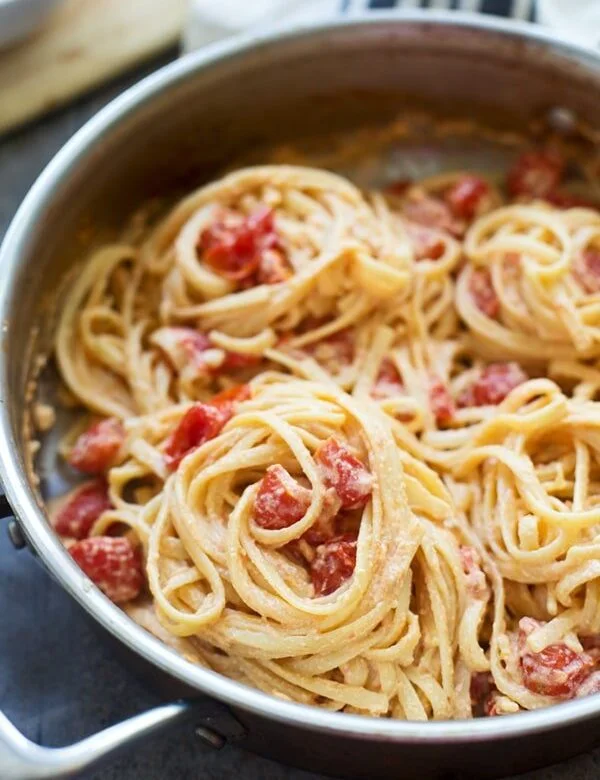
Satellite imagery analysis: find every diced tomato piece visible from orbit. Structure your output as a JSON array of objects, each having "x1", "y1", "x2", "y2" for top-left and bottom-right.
[
  {"x1": 459, "y1": 545, "x2": 488, "y2": 599},
  {"x1": 221, "y1": 351, "x2": 261, "y2": 372},
  {"x1": 210, "y1": 383, "x2": 251, "y2": 408},
  {"x1": 372, "y1": 358, "x2": 404, "y2": 400},
  {"x1": 470, "y1": 672, "x2": 493, "y2": 712},
  {"x1": 471, "y1": 673, "x2": 519, "y2": 716},
  {"x1": 445, "y1": 175, "x2": 491, "y2": 221},
  {"x1": 310, "y1": 533, "x2": 357, "y2": 596},
  {"x1": 256, "y1": 249, "x2": 293, "y2": 285},
  {"x1": 506, "y1": 150, "x2": 565, "y2": 198},
  {"x1": 69, "y1": 418, "x2": 125, "y2": 475},
  {"x1": 386, "y1": 178, "x2": 412, "y2": 197},
  {"x1": 70, "y1": 536, "x2": 143, "y2": 603},
  {"x1": 198, "y1": 206, "x2": 284, "y2": 285},
  {"x1": 315, "y1": 437, "x2": 372, "y2": 511},
  {"x1": 573, "y1": 248, "x2": 600, "y2": 294},
  {"x1": 470, "y1": 673, "x2": 507, "y2": 717},
  {"x1": 54, "y1": 480, "x2": 112, "y2": 540},
  {"x1": 581, "y1": 635, "x2": 600, "y2": 662},
  {"x1": 285, "y1": 493, "x2": 343, "y2": 554},
  {"x1": 253, "y1": 465, "x2": 312, "y2": 530},
  {"x1": 164, "y1": 384, "x2": 250, "y2": 469},
  {"x1": 469, "y1": 268, "x2": 500, "y2": 319},
  {"x1": 521, "y1": 644, "x2": 593, "y2": 697},
  {"x1": 518, "y1": 618, "x2": 594, "y2": 698},
  {"x1": 208, "y1": 383, "x2": 251, "y2": 425},
  {"x1": 283, "y1": 538, "x2": 309, "y2": 566},
  {"x1": 458, "y1": 362, "x2": 527, "y2": 408},
  {"x1": 405, "y1": 222, "x2": 446, "y2": 261},
  {"x1": 545, "y1": 190, "x2": 598, "y2": 210},
  {"x1": 403, "y1": 194, "x2": 459, "y2": 235},
  {"x1": 576, "y1": 671, "x2": 600, "y2": 698},
  {"x1": 429, "y1": 375, "x2": 455, "y2": 425},
  {"x1": 164, "y1": 402, "x2": 231, "y2": 470},
  {"x1": 302, "y1": 517, "x2": 335, "y2": 546}
]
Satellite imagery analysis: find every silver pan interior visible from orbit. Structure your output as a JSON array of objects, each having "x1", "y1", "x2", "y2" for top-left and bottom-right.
[{"x1": 3, "y1": 11, "x2": 600, "y2": 747}]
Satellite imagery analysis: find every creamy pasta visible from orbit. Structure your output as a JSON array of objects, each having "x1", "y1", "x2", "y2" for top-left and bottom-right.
[{"x1": 49, "y1": 149, "x2": 600, "y2": 720}]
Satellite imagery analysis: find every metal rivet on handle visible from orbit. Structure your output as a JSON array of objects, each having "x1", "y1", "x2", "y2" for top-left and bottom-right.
[
  {"x1": 7, "y1": 520, "x2": 26, "y2": 550},
  {"x1": 195, "y1": 726, "x2": 226, "y2": 750}
]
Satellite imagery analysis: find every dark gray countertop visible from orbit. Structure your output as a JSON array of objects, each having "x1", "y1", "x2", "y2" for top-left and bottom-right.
[{"x1": 1, "y1": 56, "x2": 599, "y2": 780}]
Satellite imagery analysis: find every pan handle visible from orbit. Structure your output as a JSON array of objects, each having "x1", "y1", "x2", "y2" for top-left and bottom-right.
[
  {"x1": 0, "y1": 492, "x2": 247, "y2": 777},
  {"x1": 0, "y1": 702, "x2": 193, "y2": 780},
  {"x1": 0, "y1": 698, "x2": 246, "y2": 780}
]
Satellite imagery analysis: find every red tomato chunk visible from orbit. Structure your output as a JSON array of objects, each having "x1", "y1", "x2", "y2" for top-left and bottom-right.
[
  {"x1": 55, "y1": 480, "x2": 112, "y2": 540},
  {"x1": 469, "y1": 268, "x2": 500, "y2": 319},
  {"x1": 470, "y1": 672, "x2": 506, "y2": 717},
  {"x1": 69, "y1": 418, "x2": 125, "y2": 475},
  {"x1": 518, "y1": 618, "x2": 594, "y2": 698},
  {"x1": 429, "y1": 375, "x2": 455, "y2": 425},
  {"x1": 573, "y1": 248, "x2": 600, "y2": 294},
  {"x1": 210, "y1": 383, "x2": 251, "y2": 410},
  {"x1": 458, "y1": 362, "x2": 527, "y2": 408},
  {"x1": 386, "y1": 178, "x2": 412, "y2": 197},
  {"x1": 576, "y1": 671, "x2": 600, "y2": 698},
  {"x1": 164, "y1": 384, "x2": 249, "y2": 470},
  {"x1": 506, "y1": 150, "x2": 565, "y2": 199},
  {"x1": 254, "y1": 465, "x2": 312, "y2": 530},
  {"x1": 581, "y1": 634, "x2": 600, "y2": 662},
  {"x1": 470, "y1": 672, "x2": 493, "y2": 713},
  {"x1": 301, "y1": 511, "x2": 337, "y2": 546},
  {"x1": 310, "y1": 533, "x2": 357, "y2": 596},
  {"x1": 70, "y1": 536, "x2": 143, "y2": 603},
  {"x1": 545, "y1": 191, "x2": 598, "y2": 210},
  {"x1": 221, "y1": 351, "x2": 261, "y2": 372},
  {"x1": 165, "y1": 403, "x2": 230, "y2": 470},
  {"x1": 315, "y1": 438, "x2": 372, "y2": 510},
  {"x1": 198, "y1": 207, "x2": 290, "y2": 286},
  {"x1": 446, "y1": 175, "x2": 490, "y2": 221}
]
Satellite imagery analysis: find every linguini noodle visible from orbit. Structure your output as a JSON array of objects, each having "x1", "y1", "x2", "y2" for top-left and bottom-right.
[
  {"x1": 49, "y1": 151, "x2": 600, "y2": 720},
  {"x1": 457, "y1": 204, "x2": 600, "y2": 360}
]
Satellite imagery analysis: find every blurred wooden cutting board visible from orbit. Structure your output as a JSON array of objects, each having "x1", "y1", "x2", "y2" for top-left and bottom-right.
[{"x1": 0, "y1": 0, "x2": 187, "y2": 135}]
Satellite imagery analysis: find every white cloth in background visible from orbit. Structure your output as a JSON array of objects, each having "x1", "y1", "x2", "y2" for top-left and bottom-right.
[
  {"x1": 184, "y1": 0, "x2": 600, "y2": 55},
  {"x1": 537, "y1": 0, "x2": 600, "y2": 48},
  {"x1": 183, "y1": 0, "x2": 341, "y2": 53}
]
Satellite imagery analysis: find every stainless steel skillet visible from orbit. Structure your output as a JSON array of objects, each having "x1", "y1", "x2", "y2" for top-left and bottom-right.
[{"x1": 2, "y1": 12, "x2": 600, "y2": 780}]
